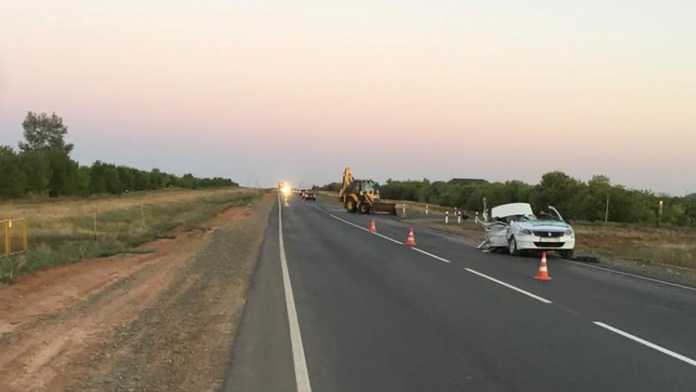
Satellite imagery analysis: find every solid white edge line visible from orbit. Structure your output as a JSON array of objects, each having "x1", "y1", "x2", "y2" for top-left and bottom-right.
[
  {"x1": 593, "y1": 321, "x2": 696, "y2": 367},
  {"x1": 465, "y1": 268, "x2": 552, "y2": 304},
  {"x1": 278, "y1": 196, "x2": 313, "y2": 392},
  {"x1": 412, "y1": 247, "x2": 451, "y2": 263},
  {"x1": 563, "y1": 259, "x2": 696, "y2": 293}
]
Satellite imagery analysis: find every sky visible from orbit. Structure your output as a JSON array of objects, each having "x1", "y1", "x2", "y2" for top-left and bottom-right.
[{"x1": 1, "y1": 1, "x2": 695, "y2": 194}]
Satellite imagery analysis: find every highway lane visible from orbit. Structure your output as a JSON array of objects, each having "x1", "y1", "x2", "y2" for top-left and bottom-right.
[
  {"x1": 224, "y1": 195, "x2": 696, "y2": 391},
  {"x1": 317, "y1": 202, "x2": 696, "y2": 366}
]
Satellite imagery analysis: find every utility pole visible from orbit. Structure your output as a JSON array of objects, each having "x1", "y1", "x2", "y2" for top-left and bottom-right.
[{"x1": 604, "y1": 194, "x2": 610, "y2": 223}]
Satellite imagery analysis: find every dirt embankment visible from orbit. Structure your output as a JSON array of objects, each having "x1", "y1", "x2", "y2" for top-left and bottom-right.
[{"x1": 0, "y1": 192, "x2": 274, "y2": 392}]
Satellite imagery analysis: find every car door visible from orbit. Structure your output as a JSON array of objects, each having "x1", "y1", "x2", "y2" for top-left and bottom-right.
[{"x1": 486, "y1": 221, "x2": 509, "y2": 247}]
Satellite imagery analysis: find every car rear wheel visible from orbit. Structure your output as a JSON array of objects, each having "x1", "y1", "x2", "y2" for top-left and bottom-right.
[{"x1": 508, "y1": 237, "x2": 519, "y2": 256}]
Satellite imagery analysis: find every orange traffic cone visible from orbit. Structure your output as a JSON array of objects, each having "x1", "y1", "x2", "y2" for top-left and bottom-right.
[
  {"x1": 405, "y1": 227, "x2": 416, "y2": 246},
  {"x1": 368, "y1": 219, "x2": 377, "y2": 233},
  {"x1": 534, "y1": 251, "x2": 552, "y2": 281}
]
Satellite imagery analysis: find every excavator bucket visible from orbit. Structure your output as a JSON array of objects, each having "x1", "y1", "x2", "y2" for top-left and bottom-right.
[{"x1": 372, "y1": 201, "x2": 397, "y2": 215}]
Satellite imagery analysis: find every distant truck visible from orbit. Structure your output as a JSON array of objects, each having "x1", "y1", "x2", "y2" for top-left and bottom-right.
[{"x1": 338, "y1": 167, "x2": 396, "y2": 215}]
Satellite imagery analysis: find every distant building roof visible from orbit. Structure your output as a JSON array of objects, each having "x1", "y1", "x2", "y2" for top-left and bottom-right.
[{"x1": 448, "y1": 178, "x2": 487, "y2": 185}]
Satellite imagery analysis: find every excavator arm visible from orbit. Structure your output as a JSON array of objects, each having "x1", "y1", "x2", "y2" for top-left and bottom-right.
[{"x1": 339, "y1": 167, "x2": 353, "y2": 199}]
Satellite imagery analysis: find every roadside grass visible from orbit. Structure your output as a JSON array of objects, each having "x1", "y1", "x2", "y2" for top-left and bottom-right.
[
  {"x1": 573, "y1": 223, "x2": 696, "y2": 270},
  {"x1": 0, "y1": 188, "x2": 265, "y2": 283}
]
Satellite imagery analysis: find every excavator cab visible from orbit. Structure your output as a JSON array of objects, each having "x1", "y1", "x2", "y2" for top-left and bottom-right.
[{"x1": 349, "y1": 180, "x2": 378, "y2": 196}]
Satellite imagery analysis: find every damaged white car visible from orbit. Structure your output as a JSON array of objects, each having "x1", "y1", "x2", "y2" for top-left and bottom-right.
[{"x1": 479, "y1": 203, "x2": 575, "y2": 258}]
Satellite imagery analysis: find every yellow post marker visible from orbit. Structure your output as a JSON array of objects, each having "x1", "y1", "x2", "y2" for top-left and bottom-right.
[{"x1": 4, "y1": 220, "x2": 11, "y2": 256}]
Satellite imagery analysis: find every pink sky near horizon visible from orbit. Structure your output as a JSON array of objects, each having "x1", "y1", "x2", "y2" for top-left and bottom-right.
[{"x1": 1, "y1": 1, "x2": 695, "y2": 194}]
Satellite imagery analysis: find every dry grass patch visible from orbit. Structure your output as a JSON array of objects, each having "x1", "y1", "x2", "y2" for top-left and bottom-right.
[
  {"x1": 574, "y1": 222, "x2": 696, "y2": 270},
  {"x1": 0, "y1": 188, "x2": 265, "y2": 282}
]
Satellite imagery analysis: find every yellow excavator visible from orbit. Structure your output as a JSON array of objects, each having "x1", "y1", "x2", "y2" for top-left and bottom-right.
[{"x1": 339, "y1": 167, "x2": 397, "y2": 215}]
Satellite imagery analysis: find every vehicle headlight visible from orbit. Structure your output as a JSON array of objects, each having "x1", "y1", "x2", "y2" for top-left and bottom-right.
[
  {"x1": 565, "y1": 229, "x2": 574, "y2": 237},
  {"x1": 520, "y1": 229, "x2": 533, "y2": 236}
]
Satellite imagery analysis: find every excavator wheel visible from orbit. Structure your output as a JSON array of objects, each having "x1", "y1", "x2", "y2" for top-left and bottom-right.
[
  {"x1": 359, "y1": 203, "x2": 371, "y2": 214},
  {"x1": 345, "y1": 199, "x2": 357, "y2": 213}
]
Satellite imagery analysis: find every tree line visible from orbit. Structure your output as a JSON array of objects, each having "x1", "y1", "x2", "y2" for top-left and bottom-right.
[
  {"x1": 316, "y1": 172, "x2": 696, "y2": 226},
  {"x1": 0, "y1": 112, "x2": 238, "y2": 199}
]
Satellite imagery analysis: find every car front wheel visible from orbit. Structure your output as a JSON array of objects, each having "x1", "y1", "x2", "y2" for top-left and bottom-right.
[{"x1": 508, "y1": 237, "x2": 519, "y2": 256}]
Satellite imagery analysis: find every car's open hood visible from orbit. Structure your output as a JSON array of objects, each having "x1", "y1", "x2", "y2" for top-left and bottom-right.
[{"x1": 491, "y1": 203, "x2": 533, "y2": 219}]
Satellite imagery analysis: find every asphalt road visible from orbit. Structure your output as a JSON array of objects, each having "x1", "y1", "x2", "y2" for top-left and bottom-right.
[{"x1": 223, "y1": 194, "x2": 696, "y2": 391}]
